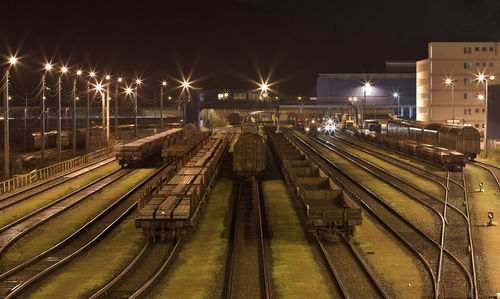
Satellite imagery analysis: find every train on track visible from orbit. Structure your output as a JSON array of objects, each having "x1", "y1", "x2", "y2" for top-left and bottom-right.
[
  {"x1": 233, "y1": 120, "x2": 266, "y2": 177},
  {"x1": 267, "y1": 127, "x2": 362, "y2": 238},
  {"x1": 136, "y1": 133, "x2": 230, "y2": 240},
  {"x1": 350, "y1": 119, "x2": 481, "y2": 170},
  {"x1": 294, "y1": 114, "x2": 322, "y2": 137}
]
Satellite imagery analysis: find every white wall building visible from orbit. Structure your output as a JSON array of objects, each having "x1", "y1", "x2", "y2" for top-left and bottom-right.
[{"x1": 417, "y1": 42, "x2": 500, "y2": 134}]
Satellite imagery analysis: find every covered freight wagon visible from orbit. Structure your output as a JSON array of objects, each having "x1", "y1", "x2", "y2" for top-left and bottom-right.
[{"x1": 233, "y1": 132, "x2": 266, "y2": 177}]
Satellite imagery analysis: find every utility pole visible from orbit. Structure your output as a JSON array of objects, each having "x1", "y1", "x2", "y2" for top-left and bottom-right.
[
  {"x1": 160, "y1": 81, "x2": 166, "y2": 130},
  {"x1": 57, "y1": 77, "x2": 62, "y2": 162},
  {"x1": 85, "y1": 83, "x2": 90, "y2": 153},
  {"x1": 41, "y1": 75, "x2": 46, "y2": 167},
  {"x1": 24, "y1": 95, "x2": 27, "y2": 153},
  {"x1": 101, "y1": 87, "x2": 105, "y2": 140},
  {"x1": 106, "y1": 80, "x2": 110, "y2": 145},
  {"x1": 3, "y1": 70, "x2": 10, "y2": 179},
  {"x1": 134, "y1": 86, "x2": 138, "y2": 138},
  {"x1": 114, "y1": 83, "x2": 119, "y2": 137},
  {"x1": 72, "y1": 79, "x2": 77, "y2": 157}
]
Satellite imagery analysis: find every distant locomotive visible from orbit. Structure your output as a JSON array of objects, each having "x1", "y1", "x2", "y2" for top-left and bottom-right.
[
  {"x1": 228, "y1": 112, "x2": 241, "y2": 126},
  {"x1": 294, "y1": 114, "x2": 322, "y2": 136}
]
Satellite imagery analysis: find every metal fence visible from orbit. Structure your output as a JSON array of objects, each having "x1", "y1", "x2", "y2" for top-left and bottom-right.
[{"x1": 0, "y1": 146, "x2": 115, "y2": 194}]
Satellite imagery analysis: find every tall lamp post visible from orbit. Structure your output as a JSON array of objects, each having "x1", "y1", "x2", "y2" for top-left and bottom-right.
[
  {"x1": 3, "y1": 56, "x2": 17, "y2": 179},
  {"x1": 392, "y1": 92, "x2": 401, "y2": 118},
  {"x1": 348, "y1": 96, "x2": 358, "y2": 125},
  {"x1": 135, "y1": 79, "x2": 141, "y2": 138},
  {"x1": 73, "y1": 70, "x2": 82, "y2": 157},
  {"x1": 444, "y1": 78, "x2": 457, "y2": 124},
  {"x1": 477, "y1": 74, "x2": 496, "y2": 157},
  {"x1": 115, "y1": 77, "x2": 123, "y2": 137},
  {"x1": 362, "y1": 82, "x2": 371, "y2": 128},
  {"x1": 161, "y1": 81, "x2": 167, "y2": 130},
  {"x1": 41, "y1": 63, "x2": 53, "y2": 167},
  {"x1": 181, "y1": 81, "x2": 191, "y2": 125},
  {"x1": 105, "y1": 75, "x2": 111, "y2": 145},
  {"x1": 86, "y1": 71, "x2": 96, "y2": 153},
  {"x1": 57, "y1": 66, "x2": 68, "y2": 162}
]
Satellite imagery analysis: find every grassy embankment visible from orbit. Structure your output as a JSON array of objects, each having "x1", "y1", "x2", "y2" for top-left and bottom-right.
[
  {"x1": 466, "y1": 165, "x2": 500, "y2": 296},
  {"x1": 147, "y1": 178, "x2": 232, "y2": 298},
  {"x1": 0, "y1": 162, "x2": 120, "y2": 229},
  {"x1": 0, "y1": 167, "x2": 155, "y2": 271}
]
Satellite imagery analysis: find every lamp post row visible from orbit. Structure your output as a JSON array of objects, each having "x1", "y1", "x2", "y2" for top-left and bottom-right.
[{"x1": 2, "y1": 57, "x2": 186, "y2": 180}]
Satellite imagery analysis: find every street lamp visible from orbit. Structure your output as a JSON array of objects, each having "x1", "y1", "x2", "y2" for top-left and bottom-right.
[
  {"x1": 362, "y1": 82, "x2": 371, "y2": 128},
  {"x1": 40, "y1": 63, "x2": 52, "y2": 167},
  {"x1": 444, "y1": 78, "x2": 458, "y2": 124},
  {"x1": 160, "y1": 81, "x2": 167, "y2": 130},
  {"x1": 3, "y1": 56, "x2": 17, "y2": 179},
  {"x1": 477, "y1": 73, "x2": 496, "y2": 157},
  {"x1": 115, "y1": 77, "x2": 124, "y2": 136},
  {"x1": 134, "y1": 79, "x2": 142, "y2": 137},
  {"x1": 57, "y1": 65, "x2": 68, "y2": 162},
  {"x1": 181, "y1": 80, "x2": 191, "y2": 124},
  {"x1": 392, "y1": 92, "x2": 401, "y2": 118},
  {"x1": 72, "y1": 70, "x2": 82, "y2": 157},
  {"x1": 86, "y1": 71, "x2": 96, "y2": 153},
  {"x1": 105, "y1": 75, "x2": 111, "y2": 144},
  {"x1": 348, "y1": 96, "x2": 358, "y2": 125}
]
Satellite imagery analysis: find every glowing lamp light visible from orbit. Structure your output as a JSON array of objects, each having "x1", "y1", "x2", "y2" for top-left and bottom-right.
[
  {"x1": 118, "y1": 77, "x2": 123, "y2": 82},
  {"x1": 9, "y1": 57, "x2": 17, "y2": 65},
  {"x1": 445, "y1": 79, "x2": 452, "y2": 85},
  {"x1": 260, "y1": 83, "x2": 269, "y2": 91},
  {"x1": 305, "y1": 127, "x2": 310, "y2": 132},
  {"x1": 90, "y1": 72, "x2": 95, "y2": 77},
  {"x1": 478, "y1": 94, "x2": 485, "y2": 100},
  {"x1": 328, "y1": 119, "x2": 333, "y2": 124},
  {"x1": 136, "y1": 79, "x2": 142, "y2": 85},
  {"x1": 317, "y1": 127, "x2": 321, "y2": 132},
  {"x1": 162, "y1": 81, "x2": 167, "y2": 86},
  {"x1": 477, "y1": 74, "x2": 485, "y2": 81},
  {"x1": 393, "y1": 92, "x2": 399, "y2": 98},
  {"x1": 125, "y1": 87, "x2": 133, "y2": 94},
  {"x1": 61, "y1": 66, "x2": 68, "y2": 73},
  {"x1": 76, "y1": 97, "x2": 79, "y2": 100},
  {"x1": 312, "y1": 120, "x2": 315, "y2": 124},
  {"x1": 95, "y1": 83, "x2": 103, "y2": 92},
  {"x1": 77, "y1": 70, "x2": 82, "y2": 75},
  {"x1": 298, "y1": 96, "x2": 302, "y2": 100},
  {"x1": 106, "y1": 75, "x2": 111, "y2": 80},
  {"x1": 45, "y1": 63, "x2": 52, "y2": 71},
  {"x1": 490, "y1": 75, "x2": 496, "y2": 80},
  {"x1": 182, "y1": 81, "x2": 190, "y2": 88}
]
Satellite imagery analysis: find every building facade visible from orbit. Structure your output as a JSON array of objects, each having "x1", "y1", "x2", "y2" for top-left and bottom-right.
[{"x1": 416, "y1": 42, "x2": 500, "y2": 134}]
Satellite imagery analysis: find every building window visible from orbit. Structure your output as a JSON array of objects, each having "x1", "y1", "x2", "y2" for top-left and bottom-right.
[
  {"x1": 482, "y1": 47, "x2": 487, "y2": 51},
  {"x1": 464, "y1": 108, "x2": 467, "y2": 115},
  {"x1": 489, "y1": 47, "x2": 494, "y2": 51},
  {"x1": 489, "y1": 62, "x2": 494, "y2": 67},
  {"x1": 482, "y1": 124, "x2": 486, "y2": 128},
  {"x1": 475, "y1": 124, "x2": 479, "y2": 128},
  {"x1": 475, "y1": 108, "x2": 480, "y2": 113},
  {"x1": 468, "y1": 62, "x2": 472, "y2": 69},
  {"x1": 464, "y1": 93, "x2": 468, "y2": 99},
  {"x1": 475, "y1": 47, "x2": 480, "y2": 51},
  {"x1": 469, "y1": 47, "x2": 472, "y2": 53},
  {"x1": 482, "y1": 62, "x2": 487, "y2": 67},
  {"x1": 482, "y1": 108, "x2": 485, "y2": 113},
  {"x1": 475, "y1": 62, "x2": 480, "y2": 68},
  {"x1": 468, "y1": 108, "x2": 472, "y2": 115},
  {"x1": 464, "y1": 47, "x2": 468, "y2": 54}
]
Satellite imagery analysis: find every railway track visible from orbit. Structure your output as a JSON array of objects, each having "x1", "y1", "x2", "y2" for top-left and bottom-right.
[
  {"x1": 324, "y1": 133, "x2": 479, "y2": 297},
  {"x1": 284, "y1": 128, "x2": 478, "y2": 298},
  {"x1": 315, "y1": 232, "x2": 389, "y2": 298},
  {"x1": 0, "y1": 156, "x2": 116, "y2": 212},
  {"x1": 0, "y1": 161, "x2": 174, "y2": 298},
  {"x1": 470, "y1": 160, "x2": 500, "y2": 190},
  {"x1": 224, "y1": 179, "x2": 270, "y2": 299}
]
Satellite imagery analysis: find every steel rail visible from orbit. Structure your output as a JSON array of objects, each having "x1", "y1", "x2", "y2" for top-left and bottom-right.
[
  {"x1": 2, "y1": 161, "x2": 174, "y2": 298},
  {"x1": 305, "y1": 132, "x2": 473, "y2": 297},
  {"x1": 314, "y1": 234, "x2": 349, "y2": 299},
  {"x1": 256, "y1": 180, "x2": 271, "y2": 299},
  {"x1": 128, "y1": 239, "x2": 182, "y2": 299}
]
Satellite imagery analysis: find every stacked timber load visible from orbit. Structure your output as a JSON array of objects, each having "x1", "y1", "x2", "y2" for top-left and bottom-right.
[
  {"x1": 116, "y1": 127, "x2": 183, "y2": 167},
  {"x1": 136, "y1": 133, "x2": 230, "y2": 240},
  {"x1": 162, "y1": 124, "x2": 210, "y2": 162},
  {"x1": 266, "y1": 127, "x2": 361, "y2": 237}
]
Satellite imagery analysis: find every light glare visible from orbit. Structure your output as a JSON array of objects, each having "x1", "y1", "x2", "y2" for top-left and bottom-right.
[
  {"x1": 9, "y1": 57, "x2": 17, "y2": 65},
  {"x1": 45, "y1": 63, "x2": 52, "y2": 71},
  {"x1": 77, "y1": 70, "x2": 82, "y2": 75}
]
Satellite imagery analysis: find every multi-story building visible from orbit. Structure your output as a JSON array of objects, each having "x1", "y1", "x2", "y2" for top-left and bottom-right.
[{"x1": 416, "y1": 42, "x2": 500, "y2": 135}]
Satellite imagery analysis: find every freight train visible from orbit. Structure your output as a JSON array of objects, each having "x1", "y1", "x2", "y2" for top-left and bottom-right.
[
  {"x1": 233, "y1": 121, "x2": 266, "y2": 177},
  {"x1": 136, "y1": 134, "x2": 230, "y2": 239},
  {"x1": 351, "y1": 119, "x2": 481, "y2": 170},
  {"x1": 294, "y1": 114, "x2": 323, "y2": 137},
  {"x1": 267, "y1": 127, "x2": 361, "y2": 238}
]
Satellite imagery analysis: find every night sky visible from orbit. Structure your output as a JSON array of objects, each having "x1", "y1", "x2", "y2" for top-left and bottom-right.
[{"x1": 1, "y1": 0, "x2": 500, "y2": 96}]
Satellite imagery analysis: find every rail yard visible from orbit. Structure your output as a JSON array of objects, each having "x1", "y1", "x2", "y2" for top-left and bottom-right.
[{"x1": 0, "y1": 115, "x2": 498, "y2": 299}]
